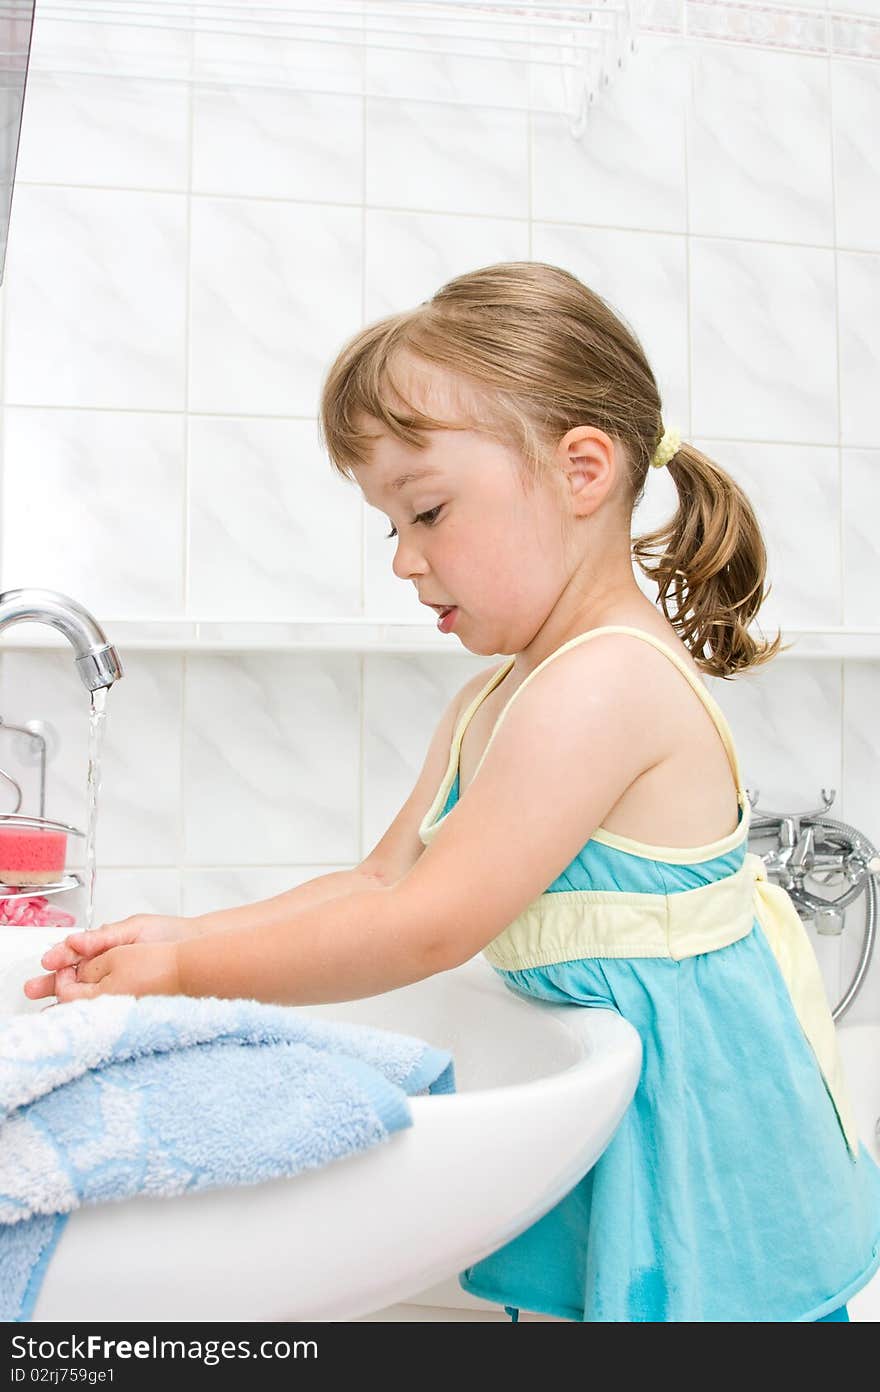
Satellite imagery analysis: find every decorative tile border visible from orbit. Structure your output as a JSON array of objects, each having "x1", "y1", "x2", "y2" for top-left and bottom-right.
[
  {"x1": 640, "y1": 0, "x2": 880, "y2": 58},
  {"x1": 831, "y1": 10, "x2": 880, "y2": 57}
]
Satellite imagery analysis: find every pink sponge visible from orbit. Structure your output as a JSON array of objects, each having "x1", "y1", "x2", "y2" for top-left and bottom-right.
[{"x1": 0, "y1": 827, "x2": 67, "y2": 886}]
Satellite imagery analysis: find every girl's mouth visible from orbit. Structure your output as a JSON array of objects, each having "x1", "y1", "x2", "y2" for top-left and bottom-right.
[{"x1": 437, "y1": 606, "x2": 458, "y2": 633}]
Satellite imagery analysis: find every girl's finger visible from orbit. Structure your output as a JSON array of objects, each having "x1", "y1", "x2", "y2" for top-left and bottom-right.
[
  {"x1": 55, "y1": 962, "x2": 103, "y2": 1003},
  {"x1": 53, "y1": 964, "x2": 76, "y2": 1002},
  {"x1": 23, "y1": 972, "x2": 57, "y2": 1000},
  {"x1": 40, "y1": 942, "x2": 81, "y2": 969},
  {"x1": 76, "y1": 954, "x2": 112, "y2": 986},
  {"x1": 42, "y1": 930, "x2": 111, "y2": 969}
]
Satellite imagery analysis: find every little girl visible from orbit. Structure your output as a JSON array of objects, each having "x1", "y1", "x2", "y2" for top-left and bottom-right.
[{"x1": 26, "y1": 261, "x2": 880, "y2": 1323}]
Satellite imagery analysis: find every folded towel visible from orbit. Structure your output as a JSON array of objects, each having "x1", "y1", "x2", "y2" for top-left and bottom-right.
[{"x1": 0, "y1": 993, "x2": 455, "y2": 1321}]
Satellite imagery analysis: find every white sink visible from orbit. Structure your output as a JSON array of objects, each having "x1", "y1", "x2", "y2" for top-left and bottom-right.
[{"x1": 0, "y1": 927, "x2": 642, "y2": 1322}]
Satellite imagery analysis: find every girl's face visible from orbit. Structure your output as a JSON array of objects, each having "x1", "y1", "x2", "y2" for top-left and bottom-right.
[{"x1": 353, "y1": 422, "x2": 573, "y2": 657}]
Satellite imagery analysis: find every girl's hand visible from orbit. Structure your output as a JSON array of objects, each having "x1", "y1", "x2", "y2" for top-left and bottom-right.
[
  {"x1": 23, "y1": 915, "x2": 192, "y2": 1004},
  {"x1": 37, "y1": 942, "x2": 183, "y2": 1004}
]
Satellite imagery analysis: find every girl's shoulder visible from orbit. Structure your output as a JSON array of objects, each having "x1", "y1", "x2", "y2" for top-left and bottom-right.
[{"x1": 539, "y1": 619, "x2": 710, "y2": 701}]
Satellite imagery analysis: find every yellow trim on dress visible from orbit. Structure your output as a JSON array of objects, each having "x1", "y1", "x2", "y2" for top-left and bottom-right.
[
  {"x1": 749, "y1": 855, "x2": 861, "y2": 1160},
  {"x1": 481, "y1": 850, "x2": 861, "y2": 1161},
  {"x1": 418, "y1": 657, "x2": 514, "y2": 846},
  {"x1": 481, "y1": 853, "x2": 758, "y2": 968}
]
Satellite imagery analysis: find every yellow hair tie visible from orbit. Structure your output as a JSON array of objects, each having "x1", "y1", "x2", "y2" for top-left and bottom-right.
[{"x1": 651, "y1": 425, "x2": 682, "y2": 469}]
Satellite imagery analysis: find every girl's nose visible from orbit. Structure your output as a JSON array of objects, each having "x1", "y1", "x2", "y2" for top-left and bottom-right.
[{"x1": 391, "y1": 541, "x2": 426, "y2": 583}]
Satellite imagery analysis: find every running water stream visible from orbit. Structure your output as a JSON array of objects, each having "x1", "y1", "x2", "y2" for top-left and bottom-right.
[{"x1": 83, "y1": 688, "x2": 107, "y2": 933}]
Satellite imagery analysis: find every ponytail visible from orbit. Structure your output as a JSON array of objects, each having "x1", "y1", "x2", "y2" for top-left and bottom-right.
[{"x1": 632, "y1": 441, "x2": 790, "y2": 679}]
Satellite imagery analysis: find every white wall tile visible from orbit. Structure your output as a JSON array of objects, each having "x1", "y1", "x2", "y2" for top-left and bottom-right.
[
  {"x1": 365, "y1": 10, "x2": 528, "y2": 108},
  {"x1": 688, "y1": 46, "x2": 834, "y2": 245},
  {"x1": 193, "y1": 18, "x2": 364, "y2": 98},
  {"x1": 531, "y1": 35, "x2": 688, "y2": 233},
  {"x1": 364, "y1": 209, "x2": 530, "y2": 321},
  {"x1": 839, "y1": 660, "x2": 880, "y2": 1025},
  {"x1": 183, "y1": 653, "x2": 360, "y2": 865},
  {"x1": 690, "y1": 239, "x2": 838, "y2": 441},
  {"x1": 842, "y1": 450, "x2": 880, "y2": 625},
  {"x1": 836, "y1": 890, "x2": 880, "y2": 1028},
  {"x1": 192, "y1": 87, "x2": 362, "y2": 202},
  {"x1": 366, "y1": 98, "x2": 528, "y2": 218},
  {"x1": 831, "y1": 59, "x2": 880, "y2": 253},
  {"x1": 92, "y1": 868, "x2": 182, "y2": 927},
  {"x1": 842, "y1": 661, "x2": 880, "y2": 842},
  {"x1": 187, "y1": 416, "x2": 360, "y2": 617},
  {"x1": 181, "y1": 865, "x2": 352, "y2": 918},
  {"x1": 362, "y1": 652, "x2": 488, "y2": 865},
  {"x1": 697, "y1": 439, "x2": 841, "y2": 629},
  {"x1": 28, "y1": 11, "x2": 193, "y2": 81},
  {"x1": 188, "y1": 198, "x2": 362, "y2": 415},
  {"x1": 707, "y1": 659, "x2": 842, "y2": 813},
  {"x1": 4, "y1": 186, "x2": 188, "y2": 409},
  {"x1": 94, "y1": 653, "x2": 184, "y2": 868},
  {"x1": 2, "y1": 408, "x2": 185, "y2": 615},
  {"x1": 837, "y1": 252, "x2": 880, "y2": 447},
  {"x1": 15, "y1": 71, "x2": 190, "y2": 190},
  {"x1": 0, "y1": 285, "x2": 3, "y2": 592}
]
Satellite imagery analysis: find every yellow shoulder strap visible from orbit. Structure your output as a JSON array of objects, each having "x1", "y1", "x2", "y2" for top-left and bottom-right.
[
  {"x1": 472, "y1": 626, "x2": 747, "y2": 809},
  {"x1": 449, "y1": 658, "x2": 516, "y2": 768}
]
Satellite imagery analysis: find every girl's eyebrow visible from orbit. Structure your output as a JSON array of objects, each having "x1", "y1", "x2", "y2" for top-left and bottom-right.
[{"x1": 388, "y1": 466, "x2": 442, "y2": 492}]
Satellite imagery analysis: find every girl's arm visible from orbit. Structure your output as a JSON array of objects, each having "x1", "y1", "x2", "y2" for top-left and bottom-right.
[
  {"x1": 176, "y1": 881, "x2": 440, "y2": 1003},
  {"x1": 67, "y1": 879, "x2": 445, "y2": 1005},
  {"x1": 65, "y1": 637, "x2": 665, "y2": 1007},
  {"x1": 187, "y1": 867, "x2": 387, "y2": 938},
  {"x1": 22, "y1": 867, "x2": 389, "y2": 1004}
]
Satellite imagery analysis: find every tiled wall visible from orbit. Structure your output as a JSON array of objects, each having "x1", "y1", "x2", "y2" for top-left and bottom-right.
[{"x1": 0, "y1": 1, "x2": 878, "y2": 1023}]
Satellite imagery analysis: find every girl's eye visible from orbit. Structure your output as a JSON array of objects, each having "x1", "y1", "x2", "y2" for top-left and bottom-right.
[{"x1": 385, "y1": 505, "x2": 443, "y2": 540}]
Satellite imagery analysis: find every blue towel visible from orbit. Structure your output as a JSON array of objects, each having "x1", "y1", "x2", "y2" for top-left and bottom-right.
[{"x1": 0, "y1": 993, "x2": 455, "y2": 1321}]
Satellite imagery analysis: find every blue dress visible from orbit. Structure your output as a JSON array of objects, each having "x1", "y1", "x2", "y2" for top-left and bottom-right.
[{"x1": 417, "y1": 626, "x2": 880, "y2": 1322}]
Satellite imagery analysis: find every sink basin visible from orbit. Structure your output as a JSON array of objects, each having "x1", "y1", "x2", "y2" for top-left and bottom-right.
[{"x1": 0, "y1": 926, "x2": 642, "y2": 1321}]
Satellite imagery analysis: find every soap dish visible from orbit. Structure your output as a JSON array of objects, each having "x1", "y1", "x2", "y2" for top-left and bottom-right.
[{"x1": 0, "y1": 874, "x2": 82, "y2": 902}]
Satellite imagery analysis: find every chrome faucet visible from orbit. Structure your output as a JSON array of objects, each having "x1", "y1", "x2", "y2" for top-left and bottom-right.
[
  {"x1": 748, "y1": 787, "x2": 878, "y2": 916},
  {"x1": 0, "y1": 589, "x2": 123, "y2": 692},
  {"x1": 746, "y1": 787, "x2": 879, "y2": 1021}
]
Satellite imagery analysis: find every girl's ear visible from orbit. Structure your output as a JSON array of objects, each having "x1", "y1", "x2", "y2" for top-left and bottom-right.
[{"x1": 554, "y1": 426, "x2": 616, "y2": 520}]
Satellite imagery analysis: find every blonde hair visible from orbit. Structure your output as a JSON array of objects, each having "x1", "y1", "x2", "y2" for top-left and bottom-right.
[{"x1": 318, "y1": 261, "x2": 787, "y2": 679}]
